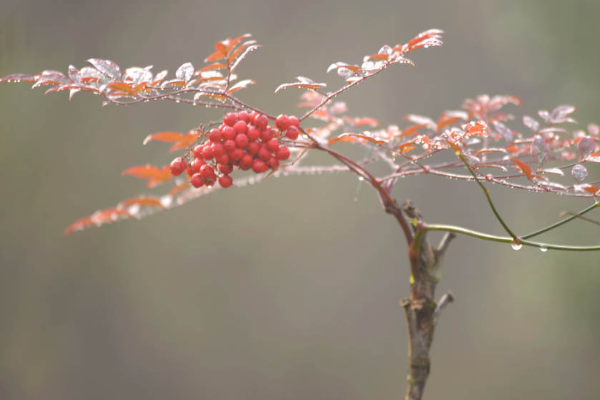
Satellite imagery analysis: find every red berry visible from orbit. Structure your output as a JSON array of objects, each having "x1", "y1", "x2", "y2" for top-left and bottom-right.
[
  {"x1": 286, "y1": 125, "x2": 299, "y2": 140},
  {"x1": 258, "y1": 147, "x2": 271, "y2": 162},
  {"x1": 190, "y1": 173, "x2": 205, "y2": 188},
  {"x1": 288, "y1": 115, "x2": 299, "y2": 128},
  {"x1": 211, "y1": 142, "x2": 225, "y2": 157},
  {"x1": 191, "y1": 158, "x2": 205, "y2": 172},
  {"x1": 235, "y1": 133, "x2": 249, "y2": 148},
  {"x1": 247, "y1": 126, "x2": 260, "y2": 141},
  {"x1": 239, "y1": 154, "x2": 254, "y2": 169},
  {"x1": 254, "y1": 114, "x2": 269, "y2": 129},
  {"x1": 224, "y1": 140, "x2": 237, "y2": 152},
  {"x1": 249, "y1": 111, "x2": 259, "y2": 124},
  {"x1": 276, "y1": 146, "x2": 290, "y2": 160},
  {"x1": 193, "y1": 145, "x2": 204, "y2": 159},
  {"x1": 208, "y1": 128, "x2": 222, "y2": 142},
  {"x1": 218, "y1": 174, "x2": 233, "y2": 188},
  {"x1": 229, "y1": 148, "x2": 244, "y2": 161},
  {"x1": 201, "y1": 145, "x2": 214, "y2": 160},
  {"x1": 215, "y1": 153, "x2": 230, "y2": 164},
  {"x1": 260, "y1": 128, "x2": 274, "y2": 142},
  {"x1": 187, "y1": 165, "x2": 195, "y2": 177},
  {"x1": 276, "y1": 114, "x2": 289, "y2": 131},
  {"x1": 266, "y1": 138, "x2": 280, "y2": 152},
  {"x1": 221, "y1": 126, "x2": 236, "y2": 140},
  {"x1": 267, "y1": 157, "x2": 280, "y2": 169},
  {"x1": 218, "y1": 163, "x2": 234, "y2": 175},
  {"x1": 252, "y1": 159, "x2": 268, "y2": 173},
  {"x1": 223, "y1": 112, "x2": 237, "y2": 126},
  {"x1": 169, "y1": 157, "x2": 186, "y2": 176},
  {"x1": 233, "y1": 120, "x2": 247, "y2": 134},
  {"x1": 238, "y1": 111, "x2": 250, "y2": 123},
  {"x1": 200, "y1": 164, "x2": 216, "y2": 179},
  {"x1": 246, "y1": 141, "x2": 260, "y2": 155}
]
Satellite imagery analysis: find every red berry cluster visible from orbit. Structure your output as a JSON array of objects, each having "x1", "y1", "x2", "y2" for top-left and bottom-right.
[{"x1": 169, "y1": 112, "x2": 299, "y2": 189}]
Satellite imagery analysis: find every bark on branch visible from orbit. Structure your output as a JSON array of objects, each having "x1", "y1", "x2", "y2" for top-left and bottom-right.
[{"x1": 399, "y1": 200, "x2": 456, "y2": 400}]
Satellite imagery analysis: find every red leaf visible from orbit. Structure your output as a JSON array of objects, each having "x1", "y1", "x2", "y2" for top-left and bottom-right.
[
  {"x1": 584, "y1": 186, "x2": 600, "y2": 195},
  {"x1": 510, "y1": 158, "x2": 533, "y2": 179},
  {"x1": 122, "y1": 165, "x2": 172, "y2": 187}
]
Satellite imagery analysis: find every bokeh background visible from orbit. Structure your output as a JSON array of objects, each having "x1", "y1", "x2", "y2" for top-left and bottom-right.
[{"x1": 1, "y1": 0, "x2": 599, "y2": 399}]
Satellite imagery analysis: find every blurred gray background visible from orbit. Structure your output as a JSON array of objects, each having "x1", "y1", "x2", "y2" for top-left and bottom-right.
[{"x1": 1, "y1": 0, "x2": 599, "y2": 399}]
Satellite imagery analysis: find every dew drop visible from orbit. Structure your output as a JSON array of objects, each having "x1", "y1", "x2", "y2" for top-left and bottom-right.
[
  {"x1": 358, "y1": 176, "x2": 364, "y2": 181},
  {"x1": 511, "y1": 243, "x2": 523, "y2": 251},
  {"x1": 539, "y1": 246, "x2": 548, "y2": 253}
]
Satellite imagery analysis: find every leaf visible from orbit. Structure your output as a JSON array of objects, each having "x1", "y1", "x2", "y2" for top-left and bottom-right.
[
  {"x1": 550, "y1": 104, "x2": 577, "y2": 123},
  {"x1": 577, "y1": 136, "x2": 595, "y2": 158},
  {"x1": 175, "y1": 62, "x2": 194, "y2": 83},
  {"x1": 64, "y1": 208, "x2": 131, "y2": 236},
  {"x1": 523, "y1": 115, "x2": 539, "y2": 132},
  {"x1": 87, "y1": 58, "x2": 121, "y2": 80},
  {"x1": 531, "y1": 135, "x2": 550, "y2": 168},
  {"x1": 493, "y1": 121, "x2": 514, "y2": 142},
  {"x1": 571, "y1": 164, "x2": 588, "y2": 183},
  {"x1": 488, "y1": 95, "x2": 522, "y2": 112},
  {"x1": 584, "y1": 186, "x2": 600, "y2": 195},
  {"x1": 328, "y1": 133, "x2": 387, "y2": 147},
  {"x1": 143, "y1": 131, "x2": 188, "y2": 146},
  {"x1": 227, "y1": 79, "x2": 255, "y2": 93},
  {"x1": 167, "y1": 131, "x2": 200, "y2": 152},
  {"x1": 105, "y1": 81, "x2": 133, "y2": 95},
  {"x1": 437, "y1": 111, "x2": 468, "y2": 131},
  {"x1": 228, "y1": 42, "x2": 260, "y2": 72},
  {"x1": 122, "y1": 165, "x2": 172, "y2": 187},
  {"x1": 462, "y1": 121, "x2": 488, "y2": 138},
  {"x1": 117, "y1": 196, "x2": 165, "y2": 209},
  {"x1": 0, "y1": 73, "x2": 36, "y2": 83},
  {"x1": 275, "y1": 77, "x2": 326, "y2": 93},
  {"x1": 511, "y1": 158, "x2": 533, "y2": 179},
  {"x1": 367, "y1": 53, "x2": 389, "y2": 61}
]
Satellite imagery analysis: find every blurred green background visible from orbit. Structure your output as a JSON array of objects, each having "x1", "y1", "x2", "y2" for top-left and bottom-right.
[{"x1": 1, "y1": 0, "x2": 599, "y2": 399}]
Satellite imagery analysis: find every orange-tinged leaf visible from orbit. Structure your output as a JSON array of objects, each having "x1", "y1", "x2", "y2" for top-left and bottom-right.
[
  {"x1": 106, "y1": 81, "x2": 133, "y2": 95},
  {"x1": 64, "y1": 208, "x2": 131, "y2": 236},
  {"x1": 169, "y1": 183, "x2": 190, "y2": 197},
  {"x1": 328, "y1": 133, "x2": 387, "y2": 147},
  {"x1": 205, "y1": 49, "x2": 227, "y2": 63},
  {"x1": 122, "y1": 165, "x2": 172, "y2": 187},
  {"x1": 436, "y1": 116, "x2": 463, "y2": 131},
  {"x1": 402, "y1": 123, "x2": 430, "y2": 137},
  {"x1": 584, "y1": 186, "x2": 600, "y2": 195},
  {"x1": 398, "y1": 142, "x2": 417, "y2": 154},
  {"x1": 511, "y1": 158, "x2": 533, "y2": 179},
  {"x1": 198, "y1": 63, "x2": 227, "y2": 72},
  {"x1": 227, "y1": 79, "x2": 255, "y2": 94},
  {"x1": 117, "y1": 196, "x2": 165, "y2": 209},
  {"x1": 143, "y1": 131, "x2": 187, "y2": 146},
  {"x1": 367, "y1": 53, "x2": 389, "y2": 61},
  {"x1": 168, "y1": 131, "x2": 200, "y2": 152}
]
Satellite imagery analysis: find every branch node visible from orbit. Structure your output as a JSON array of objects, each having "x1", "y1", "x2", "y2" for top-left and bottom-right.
[{"x1": 433, "y1": 290, "x2": 455, "y2": 325}]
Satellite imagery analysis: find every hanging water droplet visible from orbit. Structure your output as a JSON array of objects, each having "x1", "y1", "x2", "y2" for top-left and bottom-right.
[
  {"x1": 358, "y1": 176, "x2": 364, "y2": 181},
  {"x1": 511, "y1": 242, "x2": 523, "y2": 250},
  {"x1": 539, "y1": 246, "x2": 548, "y2": 253}
]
